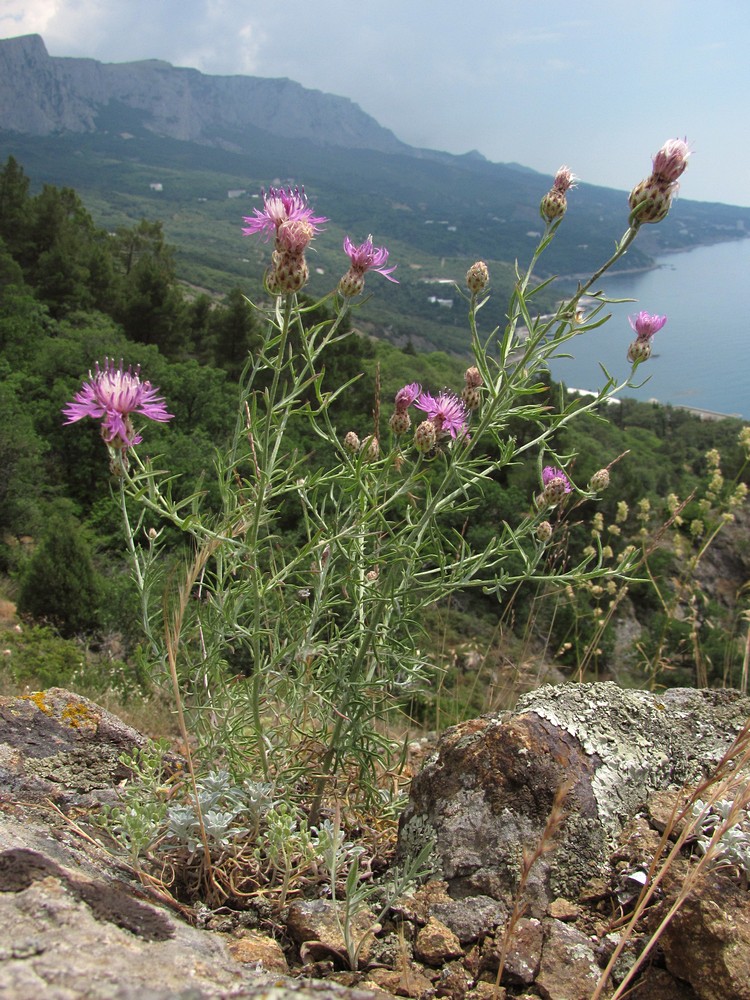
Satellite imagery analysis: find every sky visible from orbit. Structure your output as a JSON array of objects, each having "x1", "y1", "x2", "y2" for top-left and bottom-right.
[{"x1": 2, "y1": 0, "x2": 749, "y2": 207}]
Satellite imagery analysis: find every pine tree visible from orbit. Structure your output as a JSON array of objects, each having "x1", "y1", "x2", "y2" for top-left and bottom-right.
[{"x1": 17, "y1": 511, "x2": 100, "y2": 637}]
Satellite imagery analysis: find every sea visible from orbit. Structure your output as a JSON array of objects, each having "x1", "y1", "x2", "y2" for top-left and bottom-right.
[{"x1": 545, "y1": 237, "x2": 750, "y2": 421}]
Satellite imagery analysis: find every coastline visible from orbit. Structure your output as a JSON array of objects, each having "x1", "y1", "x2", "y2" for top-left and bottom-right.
[
  {"x1": 547, "y1": 237, "x2": 750, "y2": 421},
  {"x1": 557, "y1": 232, "x2": 750, "y2": 284}
]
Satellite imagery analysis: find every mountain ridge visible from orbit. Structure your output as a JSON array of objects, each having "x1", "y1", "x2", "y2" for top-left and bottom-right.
[
  {"x1": 3, "y1": 32, "x2": 750, "y2": 355},
  {"x1": 0, "y1": 33, "x2": 414, "y2": 154}
]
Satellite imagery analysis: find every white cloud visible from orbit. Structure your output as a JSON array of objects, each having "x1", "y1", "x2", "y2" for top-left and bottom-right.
[{"x1": 0, "y1": 0, "x2": 59, "y2": 38}]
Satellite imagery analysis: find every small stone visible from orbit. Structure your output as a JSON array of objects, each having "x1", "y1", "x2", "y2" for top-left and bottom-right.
[
  {"x1": 547, "y1": 898, "x2": 581, "y2": 922},
  {"x1": 482, "y1": 918, "x2": 542, "y2": 986},
  {"x1": 368, "y1": 964, "x2": 435, "y2": 999},
  {"x1": 431, "y1": 895, "x2": 507, "y2": 943},
  {"x1": 646, "y1": 788, "x2": 694, "y2": 839},
  {"x1": 226, "y1": 929, "x2": 288, "y2": 973},
  {"x1": 433, "y1": 960, "x2": 472, "y2": 1000},
  {"x1": 414, "y1": 917, "x2": 464, "y2": 965},
  {"x1": 286, "y1": 898, "x2": 379, "y2": 966},
  {"x1": 467, "y1": 983, "x2": 506, "y2": 1000},
  {"x1": 535, "y1": 919, "x2": 602, "y2": 1000},
  {"x1": 660, "y1": 871, "x2": 750, "y2": 1000}
]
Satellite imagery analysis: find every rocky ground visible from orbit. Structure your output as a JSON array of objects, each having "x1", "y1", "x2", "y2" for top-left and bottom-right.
[{"x1": 2, "y1": 686, "x2": 750, "y2": 999}]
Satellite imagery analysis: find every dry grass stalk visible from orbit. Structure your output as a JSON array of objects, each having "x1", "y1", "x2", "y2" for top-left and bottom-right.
[{"x1": 494, "y1": 778, "x2": 572, "y2": 989}]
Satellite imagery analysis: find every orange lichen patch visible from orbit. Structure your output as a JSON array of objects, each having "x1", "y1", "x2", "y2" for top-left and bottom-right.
[
  {"x1": 21, "y1": 690, "x2": 100, "y2": 732},
  {"x1": 60, "y1": 698, "x2": 100, "y2": 732},
  {"x1": 24, "y1": 690, "x2": 52, "y2": 716}
]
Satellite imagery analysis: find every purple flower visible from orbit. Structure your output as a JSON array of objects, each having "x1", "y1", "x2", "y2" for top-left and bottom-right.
[
  {"x1": 629, "y1": 312, "x2": 667, "y2": 342},
  {"x1": 62, "y1": 358, "x2": 173, "y2": 447},
  {"x1": 651, "y1": 139, "x2": 691, "y2": 186},
  {"x1": 552, "y1": 165, "x2": 578, "y2": 193},
  {"x1": 242, "y1": 186, "x2": 327, "y2": 241},
  {"x1": 415, "y1": 390, "x2": 468, "y2": 438},
  {"x1": 541, "y1": 466, "x2": 572, "y2": 505},
  {"x1": 542, "y1": 467, "x2": 572, "y2": 492},
  {"x1": 394, "y1": 382, "x2": 421, "y2": 411},
  {"x1": 342, "y1": 236, "x2": 398, "y2": 282}
]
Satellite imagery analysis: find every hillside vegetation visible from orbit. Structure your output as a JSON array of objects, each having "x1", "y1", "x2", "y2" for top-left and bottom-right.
[{"x1": 1, "y1": 156, "x2": 748, "y2": 722}]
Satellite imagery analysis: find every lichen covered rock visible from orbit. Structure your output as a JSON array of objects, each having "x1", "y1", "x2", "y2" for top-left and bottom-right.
[{"x1": 399, "y1": 682, "x2": 750, "y2": 914}]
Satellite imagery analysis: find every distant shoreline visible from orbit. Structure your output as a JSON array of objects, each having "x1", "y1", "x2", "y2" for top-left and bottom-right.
[{"x1": 557, "y1": 232, "x2": 750, "y2": 284}]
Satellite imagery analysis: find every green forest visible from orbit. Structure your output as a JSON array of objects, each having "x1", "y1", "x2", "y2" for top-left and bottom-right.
[{"x1": 1, "y1": 155, "x2": 749, "y2": 726}]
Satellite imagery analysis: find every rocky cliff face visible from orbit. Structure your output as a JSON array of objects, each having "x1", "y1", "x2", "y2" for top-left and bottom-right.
[{"x1": 0, "y1": 33, "x2": 409, "y2": 153}]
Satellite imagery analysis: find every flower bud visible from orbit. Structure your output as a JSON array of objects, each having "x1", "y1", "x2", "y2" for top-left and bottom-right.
[
  {"x1": 389, "y1": 410, "x2": 411, "y2": 435},
  {"x1": 344, "y1": 430, "x2": 360, "y2": 454},
  {"x1": 414, "y1": 419, "x2": 437, "y2": 454},
  {"x1": 590, "y1": 468, "x2": 610, "y2": 492},
  {"x1": 394, "y1": 382, "x2": 421, "y2": 412},
  {"x1": 461, "y1": 386, "x2": 481, "y2": 411},
  {"x1": 651, "y1": 138, "x2": 691, "y2": 186},
  {"x1": 540, "y1": 166, "x2": 577, "y2": 223},
  {"x1": 466, "y1": 261, "x2": 489, "y2": 294},
  {"x1": 464, "y1": 366, "x2": 483, "y2": 389},
  {"x1": 360, "y1": 434, "x2": 380, "y2": 460},
  {"x1": 536, "y1": 520, "x2": 553, "y2": 543}
]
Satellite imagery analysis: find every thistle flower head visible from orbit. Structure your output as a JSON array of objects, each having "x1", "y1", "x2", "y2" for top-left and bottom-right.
[
  {"x1": 629, "y1": 311, "x2": 667, "y2": 341},
  {"x1": 62, "y1": 358, "x2": 173, "y2": 447},
  {"x1": 540, "y1": 166, "x2": 577, "y2": 223},
  {"x1": 552, "y1": 166, "x2": 578, "y2": 193},
  {"x1": 464, "y1": 366, "x2": 483, "y2": 389},
  {"x1": 466, "y1": 260, "x2": 490, "y2": 294},
  {"x1": 541, "y1": 466, "x2": 572, "y2": 505},
  {"x1": 342, "y1": 236, "x2": 398, "y2": 281},
  {"x1": 415, "y1": 390, "x2": 468, "y2": 438},
  {"x1": 242, "y1": 186, "x2": 327, "y2": 241},
  {"x1": 629, "y1": 139, "x2": 690, "y2": 225},
  {"x1": 276, "y1": 218, "x2": 315, "y2": 255},
  {"x1": 414, "y1": 419, "x2": 437, "y2": 454},
  {"x1": 651, "y1": 138, "x2": 691, "y2": 185},
  {"x1": 394, "y1": 382, "x2": 422, "y2": 411},
  {"x1": 589, "y1": 468, "x2": 611, "y2": 492}
]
